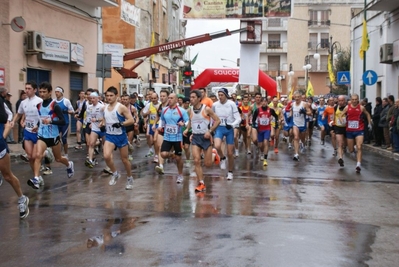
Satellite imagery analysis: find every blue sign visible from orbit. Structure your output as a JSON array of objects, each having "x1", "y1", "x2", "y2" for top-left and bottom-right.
[
  {"x1": 337, "y1": 71, "x2": 350, "y2": 85},
  {"x1": 362, "y1": 70, "x2": 378, "y2": 86}
]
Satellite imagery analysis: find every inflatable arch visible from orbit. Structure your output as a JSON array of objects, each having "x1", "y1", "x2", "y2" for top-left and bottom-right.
[{"x1": 191, "y1": 68, "x2": 277, "y2": 96}]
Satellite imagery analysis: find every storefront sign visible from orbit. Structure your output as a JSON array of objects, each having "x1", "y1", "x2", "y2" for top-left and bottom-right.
[
  {"x1": 182, "y1": 0, "x2": 292, "y2": 19},
  {"x1": 103, "y1": 43, "x2": 124, "y2": 68},
  {"x1": 42, "y1": 37, "x2": 70, "y2": 63},
  {"x1": 121, "y1": 0, "x2": 141, "y2": 27},
  {"x1": 70, "y1": 43, "x2": 84, "y2": 66}
]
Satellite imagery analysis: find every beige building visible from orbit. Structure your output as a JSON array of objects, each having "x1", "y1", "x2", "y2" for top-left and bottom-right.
[{"x1": 260, "y1": 0, "x2": 363, "y2": 96}]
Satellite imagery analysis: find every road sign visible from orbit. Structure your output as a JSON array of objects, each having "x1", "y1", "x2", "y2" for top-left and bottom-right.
[
  {"x1": 362, "y1": 70, "x2": 378, "y2": 86},
  {"x1": 337, "y1": 71, "x2": 350, "y2": 85},
  {"x1": 96, "y1": 54, "x2": 112, "y2": 78}
]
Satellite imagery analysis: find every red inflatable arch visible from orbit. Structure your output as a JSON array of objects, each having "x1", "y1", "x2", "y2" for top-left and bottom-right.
[{"x1": 191, "y1": 68, "x2": 277, "y2": 96}]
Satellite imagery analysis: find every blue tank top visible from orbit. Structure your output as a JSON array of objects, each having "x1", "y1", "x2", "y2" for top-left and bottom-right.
[
  {"x1": 38, "y1": 100, "x2": 59, "y2": 138},
  {"x1": 0, "y1": 124, "x2": 4, "y2": 140},
  {"x1": 56, "y1": 98, "x2": 70, "y2": 124}
]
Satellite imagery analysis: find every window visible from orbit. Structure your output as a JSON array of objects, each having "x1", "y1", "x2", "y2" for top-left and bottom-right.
[
  {"x1": 268, "y1": 56, "x2": 280, "y2": 71},
  {"x1": 268, "y1": 34, "x2": 281, "y2": 48},
  {"x1": 320, "y1": 10, "x2": 329, "y2": 24},
  {"x1": 298, "y1": 77, "x2": 305, "y2": 86},
  {"x1": 309, "y1": 10, "x2": 317, "y2": 25},
  {"x1": 320, "y1": 55, "x2": 328, "y2": 71},
  {"x1": 308, "y1": 33, "x2": 317, "y2": 49},
  {"x1": 309, "y1": 10, "x2": 330, "y2": 26},
  {"x1": 321, "y1": 33, "x2": 329, "y2": 48}
]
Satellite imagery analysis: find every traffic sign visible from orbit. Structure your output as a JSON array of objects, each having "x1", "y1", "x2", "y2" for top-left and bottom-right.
[
  {"x1": 337, "y1": 71, "x2": 350, "y2": 85},
  {"x1": 362, "y1": 70, "x2": 378, "y2": 86}
]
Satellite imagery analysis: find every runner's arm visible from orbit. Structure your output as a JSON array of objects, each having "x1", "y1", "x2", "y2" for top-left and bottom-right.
[{"x1": 51, "y1": 104, "x2": 66, "y2": 126}]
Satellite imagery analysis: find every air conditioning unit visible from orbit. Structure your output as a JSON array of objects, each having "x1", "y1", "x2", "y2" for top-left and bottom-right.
[
  {"x1": 26, "y1": 31, "x2": 44, "y2": 53},
  {"x1": 380, "y1": 43, "x2": 393, "y2": 64}
]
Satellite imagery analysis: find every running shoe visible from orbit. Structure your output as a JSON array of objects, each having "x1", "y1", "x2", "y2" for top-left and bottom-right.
[
  {"x1": 293, "y1": 154, "x2": 299, "y2": 161},
  {"x1": 356, "y1": 166, "x2": 361, "y2": 173},
  {"x1": 67, "y1": 161, "x2": 74, "y2": 178},
  {"x1": 155, "y1": 165, "x2": 164, "y2": 175},
  {"x1": 300, "y1": 143, "x2": 305, "y2": 153},
  {"x1": 18, "y1": 196, "x2": 29, "y2": 219},
  {"x1": 234, "y1": 149, "x2": 239, "y2": 157},
  {"x1": 263, "y1": 159, "x2": 268, "y2": 166},
  {"x1": 125, "y1": 178, "x2": 134, "y2": 190},
  {"x1": 85, "y1": 159, "x2": 94, "y2": 168},
  {"x1": 227, "y1": 172, "x2": 233, "y2": 180},
  {"x1": 103, "y1": 166, "x2": 113, "y2": 175},
  {"x1": 247, "y1": 150, "x2": 251, "y2": 155},
  {"x1": 176, "y1": 175, "x2": 184, "y2": 184},
  {"x1": 213, "y1": 149, "x2": 220, "y2": 165},
  {"x1": 274, "y1": 147, "x2": 278, "y2": 154},
  {"x1": 27, "y1": 177, "x2": 40, "y2": 189},
  {"x1": 128, "y1": 143, "x2": 134, "y2": 153},
  {"x1": 321, "y1": 140, "x2": 325, "y2": 145},
  {"x1": 333, "y1": 149, "x2": 337, "y2": 157},
  {"x1": 288, "y1": 143, "x2": 293, "y2": 150},
  {"x1": 43, "y1": 167, "x2": 52, "y2": 175},
  {"x1": 20, "y1": 154, "x2": 29, "y2": 162},
  {"x1": 259, "y1": 154, "x2": 264, "y2": 161},
  {"x1": 338, "y1": 158, "x2": 344, "y2": 167},
  {"x1": 145, "y1": 151, "x2": 154, "y2": 157},
  {"x1": 220, "y1": 158, "x2": 226, "y2": 170},
  {"x1": 109, "y1": 172, "x2": 121, "y2": 186},
  {"x1": 195, "y1": 182, "x2": 206, "y2": 192},
  {"x1": 40, "y1": 165, "x2": 46, "y2": 172},
  {"x1": 153, "y1": 155, "x2": 159, "y2": 163},
  {"x1": 74, "y1": 145, "x2": 83, "y2": 150},
  {"x1": 128, "y1": 155, "x2": 134, "y2": 161}
]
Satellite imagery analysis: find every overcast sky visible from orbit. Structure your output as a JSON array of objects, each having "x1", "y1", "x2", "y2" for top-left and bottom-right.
[{"x1": 185, "y1": 19, "x2": 241, "y2": 73}]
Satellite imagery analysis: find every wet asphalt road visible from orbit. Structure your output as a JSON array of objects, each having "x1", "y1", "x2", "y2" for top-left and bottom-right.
[{"x1": 1, "y1": 134, "x2": 399, "y2": 267}]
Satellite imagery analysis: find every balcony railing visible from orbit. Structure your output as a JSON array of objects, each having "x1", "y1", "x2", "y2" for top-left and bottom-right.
[
  {"x1": 308, "y1": 20, "x2": 331, "y2": 27},
  {"x1": 268, "y1": 41, "x2": 281, "y2": 48}
]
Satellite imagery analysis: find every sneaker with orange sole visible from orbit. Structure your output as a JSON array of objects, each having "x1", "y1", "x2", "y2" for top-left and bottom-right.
[
  {"x1": 274, "y1": 147, "x2": 278, "y2": 153},
  {"x1": 195, "y1": 182, "x2": 206, "y2": 192},
  {"x1": 213, "y1": 148, "x2": 220, "y2": 165}
]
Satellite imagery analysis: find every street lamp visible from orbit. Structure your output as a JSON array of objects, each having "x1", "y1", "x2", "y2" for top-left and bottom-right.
[
  {"x1": 313, "y1": 36, "x2": 341, "y2": 94},
  {"x1": 303, "y1": 56, "x2": 312, "y2": 93}
]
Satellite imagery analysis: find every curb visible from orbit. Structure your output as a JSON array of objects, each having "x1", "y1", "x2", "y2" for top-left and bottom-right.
[{"x1": 363, "y1": 144, "x2": 399, "y2": 161}]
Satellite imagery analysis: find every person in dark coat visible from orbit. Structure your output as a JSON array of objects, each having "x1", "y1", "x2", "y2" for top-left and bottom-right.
[
  {"x1": 362, "y1": 98, "x2": 372, "y2": 144},
  {"x1": 372, "y1": 97, "x2": 383, "y2": 146}
]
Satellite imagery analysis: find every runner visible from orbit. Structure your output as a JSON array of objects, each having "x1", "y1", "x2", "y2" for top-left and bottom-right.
[
  {"x1": 239, "y1": 95, "x2": 252, "y2": 154},
  {"x1": 142, "y1": 93, "x2": 160, "y2": 160},
  {"x1": 322, "y1": 97, "x2": 338, "y2": 155},
  {"x1": 102, "y1": 86, "x2": 135, "y2": 188},
  {"x1": 250, "y1": 93, "x2": 263, "y2": 149},
  {"x1": 181, "y1": 97, "x2": 192, "y2": 160},
  {"x1": 158, "y1": 93, "x2": 189, "y2": 183},
  {"x1": 54, "y1": 86, "x2": 75, "y2": 158},
  {"x1": 27, "y1": 82, "x2": 74, "y2": 189},
  {"x1": 340, "y1": 94, "x2": 372, "y2": 172},
  {"x1": 11, "y1": 81, "x2": 42, "y2": 171},
  {"x1": 331, "y1": 95, "x2": 348, "y2": 165},
  {"x1": 85, "y1": 92, "x2": 105, "y2": 168},
  {"x1": 269, "y1": 97, "x2": 283, "y2": 153},
  {"x1": 154, "y1": 89, "x2": 170, "y2": 174},
  {"x1": 252, "y1": 97, "x2": 279, "y2": 166},
  {"x1": 185, "y1": 90, "x2": 221, "y2": 192},
  {"x1": 212, "y1": 88, "x2": 242, "y2": 180},
  {"x1": 291, "y1": 91, "x2": 312, "y2": 161},
  {"x1": 0, "y1": 91, "x2": 29, "y2": 219},
  {"x1": 74, "y1": 90, "x2": 86, "y2": 150},
  {"x1": 282, "y1": 101, "x2": 294, "y2": 149},
  {"x1": 316, "y1": 97, "x2": 328, "y2": 145},
  {"x1": 121, "y1": 94, "x2": 139, "y2": 161}
]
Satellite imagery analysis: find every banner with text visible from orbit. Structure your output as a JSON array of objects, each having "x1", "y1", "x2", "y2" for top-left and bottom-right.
[
  {"x1": 182, "y1": 0, "x2": 292, "y2": 19},
  {"x1": 42, "y1": 37, "x2": 70, "y2": 63},
  {"x1": 121, "y1": 0, "x2": 140, "y2": 27}
]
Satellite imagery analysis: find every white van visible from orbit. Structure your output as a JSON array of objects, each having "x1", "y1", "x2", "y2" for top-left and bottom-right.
[{"x1": 142, "y1": 83, "x2": 174, "y2": 96}]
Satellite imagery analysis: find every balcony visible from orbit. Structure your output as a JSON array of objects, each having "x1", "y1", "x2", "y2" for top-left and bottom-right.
[
  {"x1": 368, "y1": 0, "x2": 399, "y2": 12},
  {"x1": 308, "y1": 20, "x2": 331, "y2": 27},
  {"x1": 79, "y1": 0, "x2": 118, "y2": 7},
  {"x1": 260, "y1": 41, "x2": 288, "y2": 53},
  {"x1": 308, "y1": 41, "x2": 329, "y2": 50},
  {"x1": 262, "y1": 18, "x2": 288, "y2": 31}
]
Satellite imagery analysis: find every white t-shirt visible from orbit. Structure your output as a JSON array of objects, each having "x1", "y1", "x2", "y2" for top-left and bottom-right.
[{"x1": 18, "y1": 95, "x2": 43, "y2": 132}]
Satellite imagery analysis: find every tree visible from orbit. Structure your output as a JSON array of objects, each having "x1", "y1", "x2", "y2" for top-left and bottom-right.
[{"x1": 332, "y1": 47, "x2": 351, "y2": 95}]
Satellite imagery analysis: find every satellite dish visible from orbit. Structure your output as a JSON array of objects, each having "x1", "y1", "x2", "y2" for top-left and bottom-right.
[{"x1": 10, "y1": 17, "x2": 26, "y2": 32}]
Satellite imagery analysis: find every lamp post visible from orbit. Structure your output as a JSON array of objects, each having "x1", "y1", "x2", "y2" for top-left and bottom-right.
[
  {"x1": 314, "y1": 36, "x2": 341, "y2": 94},
  {"x1": 303, "y1": 56, "x2": 312, "y2": 94}
]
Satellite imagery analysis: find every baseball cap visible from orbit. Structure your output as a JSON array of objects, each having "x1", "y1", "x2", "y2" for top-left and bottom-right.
[
  {"x1": 6, "y1": 93, "x2": 12, "y2": 96},
  {"x1": 138, "y1": 94, "x2": 143, "y2": 97}
]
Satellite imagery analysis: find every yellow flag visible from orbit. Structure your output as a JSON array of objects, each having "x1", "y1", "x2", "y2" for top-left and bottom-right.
[
  {"x1": 328, "y1": 54, "x2": 336, "y2": 83},
  {"x1": 306, "y1": 80, "x2": 314, "y2": 97},
  {"x1": 359, "y1": 19, "x2": 370, "y2": 60},
  {"x1": 288, "y1": 86, "x2": 294, "y2": 100}
]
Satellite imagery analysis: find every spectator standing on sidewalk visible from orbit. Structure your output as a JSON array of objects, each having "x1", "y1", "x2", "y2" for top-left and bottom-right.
[
  {"x1": 372, "y1": 97, "x2": 383, "y2": 146},
  {"x1": 16, "y1": 91, "x2": 27, "y2": 143},
  {"x1": 4, "y1": 92, "x2": 16, "y2": 144},
  {"x1": 362, "y1": 98, "x2": 372, "y2": 144},
  {"x1": 391, "y1": 99, "x2": 399, "y2": 154},
  {"x1": 379, "y1": 98, "x2": 391, "y2": 149},
  {"x1": 386, "y1": 95, "x2": 395, "y2": 151}
]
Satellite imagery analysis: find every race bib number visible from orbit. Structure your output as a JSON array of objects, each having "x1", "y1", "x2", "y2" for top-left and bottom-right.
[
  {"x1": 192, "y1": 120, "x2": 206, "y2": 132},
  {"x1": 348, "y1": 120, "x2": 359, "y2": 129},
  {"x1": 165, "y1": 124, "x2": 178, "y2": 135},
  {"x1": 106, "y1": 123, "x2": 122, "y2": 134},
  {"x1": 259, "y1": 118, "x2": 269, "y2": 126},
  {"x1": 25, "y1": 119, "x2": 35, "y2": 129},
  {"x1": 219, "y1": 116, "x2": 228, "y2": 126},
  {"x1": 149, "y1": 114, "x2": 156, "y2": 121}
]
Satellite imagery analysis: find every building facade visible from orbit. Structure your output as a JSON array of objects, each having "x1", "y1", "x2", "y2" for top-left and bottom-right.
[
  {"x1": 0, "y1": 0, "x2": 116, "y2": 135},
  {"x1": 260, "y1": 0, "x2": 363, "y2": 96},
  {"x1": 351, "y1": 0, "x2": 399, "y2": 103}
]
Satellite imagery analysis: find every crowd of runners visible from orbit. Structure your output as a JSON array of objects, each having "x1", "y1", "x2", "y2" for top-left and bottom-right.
[{"x1": 0, "y1": 81, "x2": 375, "y2": 220}]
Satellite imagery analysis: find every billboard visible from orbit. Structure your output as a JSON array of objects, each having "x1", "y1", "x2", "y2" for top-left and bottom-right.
[{"x1": 182, "y1": 0, "x2": 292, "y2": 19}]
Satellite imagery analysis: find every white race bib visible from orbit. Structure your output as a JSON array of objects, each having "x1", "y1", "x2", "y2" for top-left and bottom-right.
[
  {"x1": 25, "y1": 119, "x2": 35, "y2": 129},
  {"x1": 165, "y1": 124, "x2": 178, "y2": 135},
  {"x1": 259, "y1": 118, "x2": 269, "y2": 126},
  {"x1": 106, "y1": 122, "x2": 122, "y2": 135},
  {"x1": 347, "y1": 120, "x2": 359, "y2": 129}
]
